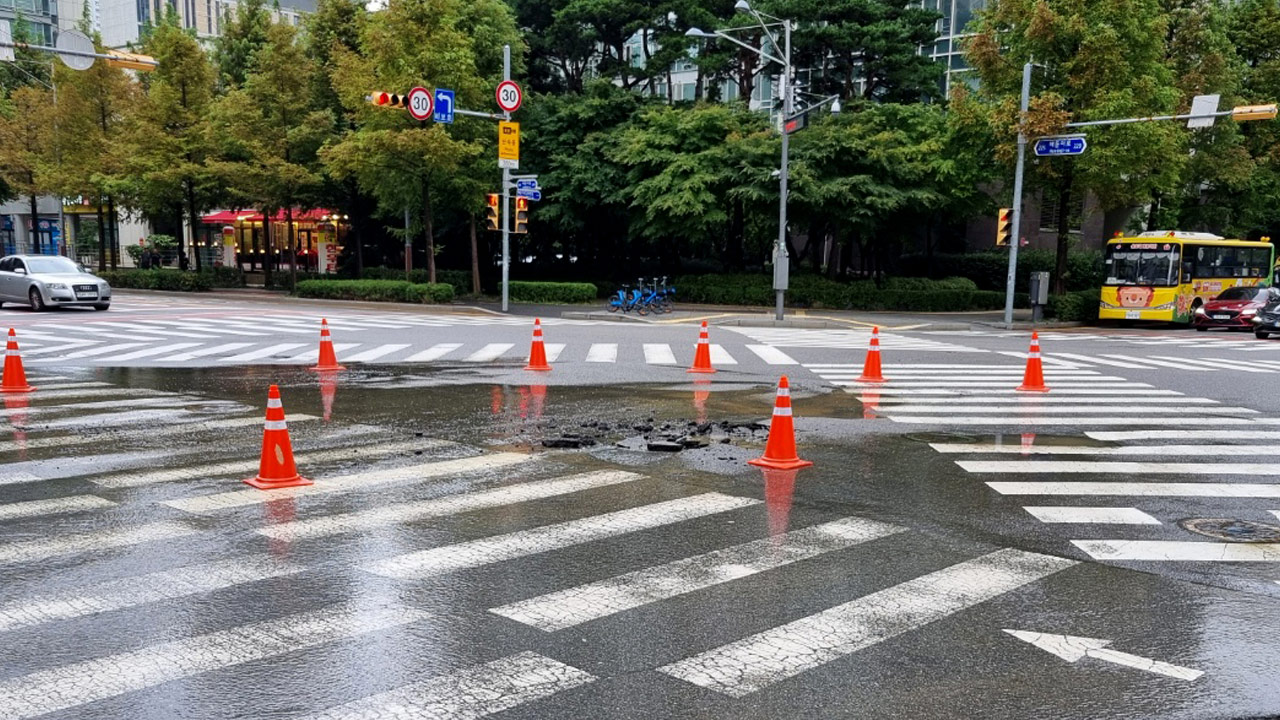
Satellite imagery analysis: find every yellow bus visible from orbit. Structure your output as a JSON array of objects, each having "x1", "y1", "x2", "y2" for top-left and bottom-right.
[{"x1": 1099, "y1": 231, "x2": 1276, "y2": 322}]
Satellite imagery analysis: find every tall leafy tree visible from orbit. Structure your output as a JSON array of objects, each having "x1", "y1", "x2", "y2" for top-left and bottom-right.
[
  {"x1": 1222, "y1": 0, "x2": 1280, "y2": 241},
  {"x1": 212, "y1": 0, "x2": 272, "y2": 90},
  {"x1": 0, "y1": 86, "x2": 55, "y2": 252}
]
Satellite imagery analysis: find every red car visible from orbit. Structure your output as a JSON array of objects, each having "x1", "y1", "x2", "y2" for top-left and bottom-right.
[{"x1": 1194, "y1": 286, "x2": 1276, "y2": 330}]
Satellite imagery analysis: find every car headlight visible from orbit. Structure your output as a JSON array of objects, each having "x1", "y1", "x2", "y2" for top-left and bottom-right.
[
  {"x1": 46, "y1": 283, "x2": 67, "y2": 290},
  {"x1": 1243, "y1": 308, "x2": 1258, "y2": 316},
  {"x1": 1195, "y1": 306, "x2": 1207, "y2": 315}
]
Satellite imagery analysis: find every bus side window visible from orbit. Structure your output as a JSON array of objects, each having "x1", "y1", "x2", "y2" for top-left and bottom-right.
[{"x1": 1182, "y1": 261, "x2": 1193, "y2": 283}]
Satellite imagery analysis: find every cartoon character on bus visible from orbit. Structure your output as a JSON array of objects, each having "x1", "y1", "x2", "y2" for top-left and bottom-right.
[{"x1": 1117, "y1": 286, "x2": 1154, "y2": 308}]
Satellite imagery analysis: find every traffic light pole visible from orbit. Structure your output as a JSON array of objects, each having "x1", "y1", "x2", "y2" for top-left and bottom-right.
[
  {"x1": 1003, "y1": 62, "x2": 1032, "y2": 330},
  {"x1": 501, "y1": 45, "x2": 511, "y2": 313}
]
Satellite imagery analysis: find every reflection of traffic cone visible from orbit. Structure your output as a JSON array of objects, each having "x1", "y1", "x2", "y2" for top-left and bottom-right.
[
  {"x1": 318, "y1": 370, "x2": 338, "y2": 422},
  {"x1": 1, "y1": 329, "x2": 35, "y2": 394},
  {"x1": 761, "y1": 466, "x2": 798, "y2": 537},
  {"x1": 1021, "y1": 432, "x2": 1036, "y2": 455},
  {"x1": 530, "y1": 384, "x2": 546, "y2": 420},
  {"x1": 5, "y1": 394, "x2": 28, "y2": 460},
  {"x1": 263, "y1": 497, "x2": 296, "y2": 556},
  {"x1": 244, "y1": 385, "x2": 313, "y2": 490},
  {"x1": 859, "y1": 390, "x2": 881, "y2": 419},
  {"x1": 525, "y1": 319, "x2": 552, "y2": 371},
  {"x1": 1016, "y1": 332, "x2": 1049, "y2": 393},
  {"x1": 688, "y1": 321, "x2": 715, "y2": 374},
  {"x1": 749, "y1": 376, "x2": 814, "y2": 470},
  {"x1": 310, "y1": 319, "x2": 345, "y2": 371},
  {"x1": 693, "y1": 379, "x2": 710, "y2": 425},
  {"x1": 857, "y1": 327, "x2": 886, "y2": 384},
  {"x1": 491, "y1": 385, "x2": 504, "y2": 416}
]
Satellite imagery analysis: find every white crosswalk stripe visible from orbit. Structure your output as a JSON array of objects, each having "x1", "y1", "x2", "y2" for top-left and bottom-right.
[
  {"x1": 339, "y1": 344, "x2": 411, "y2": 362},
  {"x1": 960, "y1": 460, "x2": 1280, "y2": 475},
  {"x1": 988, "y1": 482, "x2": 1280, "y2": 497},
  {"x1": 465, "y1": 343, "x2": 514, "y2": 362},
  {"x1": 709, "y1": 344, "x2": 738, "y2": 365},
  {"x1": 404, "y1": 343, "x2": 462, "y2": 362},
  {"x1": 157, "y1": 342, "x2": 257, "y2": 361},
  {"x1": 726, "y1": 326, "x2": 986, "y2": 352},
  {"x1": 745, "y1": 344, "x2": 798, "y2": 365},
  {"x1": 585, "y1": 343, "x2": 617, "y2": 363},
  {"x1": 0, "y1": 413, "x2": 318, "y2": 454},
  {"x1": 94, "y1": 342, "x2": 204, "y2": 362},
  {"x1": 0, "y1": 521, "x2": 198, "y2": 564},
  {"x1": 1073, "y1": 540, "x2": 1280, "y2": 562},
  {"x1": 0, "y1": 495, "x2": 115, "y2": 520},
  {"x1": 644, "y1": 343, "x2": 677, "y2": 365},
  {"x1": 216, "y1": 343, "x2": 309, "y2": 362},
  {"x1": 1022, "y1": 507, "x2": 1160, "y2": 524}
]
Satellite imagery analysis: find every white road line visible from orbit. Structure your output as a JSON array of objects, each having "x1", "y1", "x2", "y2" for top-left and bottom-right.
[
  {"x1": 18, "y1": 340, "x2": 101, "y2": 356},
  {"x1": 0, "y1": 555, "x2": 304, "y2": 632},
  {"x1": 257, "y1": 470, "x2": 644, "y2": 541},
  {"x1": 1087, "y1": 430, "x2": 1280, "y2": 442},
  {"x1": 96, "y1": 439, "x2": 437, "y2": 489},
  {"x1": 0, "y1": 413, "x2": 316, "y2": 453},
  {"x1": 809, "y1": 363, "x2": 1041, "y2": 369},
  {"x1": 1073, "y1": 540, "x2": 1280, "y2": 562},
  {"x1": 841, "y1": 371, "x2": 1108, "y2": 378},
  {"x1": 0, "y1": 602, "x2": 426, "y2": 720},
  {"x1": 124, "y1": 322, "x2": 210, "y2": 339},
  {"x1": 745, "y1": 345, "x2": 798, "y2": 365},
  {"x1": 585, "y1": 343, "x2": 617, "y2": 363},
  {"x1": 490, "y1": 517, "x2": 904, "y2": 632},
  {"x1": 465, "y1": 343, "x2": 515, "y2": 362},
  {"x1": 340, "y1": 344, "x2": 411, "y2": 362},
  {"x1": 1050, "y1": 353, "x2": 1151, "y2": 369},
  {"x1": 216, "y1": 343, "x2": 309, "y2": 362},
  {"x1": 1100, "y1": 354, "x2": 1210, "y2": 370},
  {"x1": 931, "y1": 443, "x2": 1276, "y2": 456},
  {"x1": 305, "y1": 651, "x2": 595, "y2": 720},
  {"x1": 657, "y1": 548, "x2": 1075, "y2": 697},
  {"x1": 543, "y1": 343, "x2": 566, "y2": 362},
  {"x1": 643, "y1": 343, "x2": 677, "y2": 365},
  {"x1": 138, "y1": 319, "x2": 270, "y2": 337},
  {"x1": 960, "y1": 460, "x2": 1280, "y2": 475},
  {"x1": 884, "y1": 416, "x2": 1275, "y2": 426},
  {"x1": 2, "y1": 395, "x2": 216, "y2": 418},
  {"x1": 834, "y1": 382, "x2": 1146, "y2": 388},
  {"x1": 156, "y1": 342, "x2": 258, "y2": 362},
  {"x1": 0, "y1": 521, "x2": 198, "y2": 564},
  {"x1": 404, "y1": 343, "x2": 463, "y2": 362},
  {"x1": 277, "y1": 343, "x2": 361, "y2": 364},
  {"x1": 882, "y1": 405, "x2": 1251, "y2": 415},
  {"x1": 94, "y1": 342, "x2": 204, "y2": 362},
  {"x1": 365, "y1": 493, "x2": 761, "y2": 579},
  {"x1": 845, "y1": 388, "x2": 1183, "y2": 397},
  {"x1": 1023, "y1": 507, "x2": 1160, "y2": 524},
  {"x1": 0, "y1": 495, "x2": 115, "y2": 521},
  {"x1": 36, "y1": 342, "x2": 149, "y2": 360},
  {"x1": 882, "y1": 396, "x2": 1215, "y2": 405},
  {"x1": 163, "y1": 452, "x2": 532, "y2": 513},
  {"x1": 709, "y1": 344, "x2": 738, "y2": 365},
  {"x1": 1153, "y1": 356, "x2": 1272, "y2": 373},
  {"x1": 987, "y1": 482, "x2": 1280, "y2": 497},
  {"x1": 30, "y1": 408, "x2": 203, "y2": 431}
]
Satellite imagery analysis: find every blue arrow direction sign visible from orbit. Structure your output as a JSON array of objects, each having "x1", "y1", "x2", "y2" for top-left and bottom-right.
[
  {"x1": 516, "y1": 178, "x2": 539, "y2": 190},
  {"x1": 434, "y1": 88, "x2": 455, "y2": 124},
  {"x1": 1034, "y1": 136, "x2": 1087, "y2": 157},
  {"x1": 517, "y1": 189, "x2": 542, "y2": 202}
]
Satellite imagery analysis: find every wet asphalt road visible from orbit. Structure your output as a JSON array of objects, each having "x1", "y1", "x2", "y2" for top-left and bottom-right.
[{"x1": 0, "y1": 295, "x2": 1278, "y2": 719}]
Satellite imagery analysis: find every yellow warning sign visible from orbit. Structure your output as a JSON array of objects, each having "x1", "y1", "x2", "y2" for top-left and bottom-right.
[{"x1": 499, "y1": 121, "x2": 520, "y2": 169}]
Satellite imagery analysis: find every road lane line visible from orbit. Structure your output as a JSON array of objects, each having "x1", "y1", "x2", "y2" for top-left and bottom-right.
[
  {"x1": 1049, "y1": 353, "x2": 1152, "y2": 369},
  {"x1": 643, "y1": 343, "x2": 677, "y2": 365},
  {"x1": 834, "y1": 382, "x2": 1146, "y2": 388},
  {"x1": 960, "y1": 460, "x2": 1280, "y2": 474},
  {"x1": 745, "y1": 345, "x2": 798, "y2": 365},
  {"x1": 340, "y1": 344, "x2": 411, "y2": 363},
  {"x1": 585, "y1": 343, "x2": 617, "y2": 363},
  {"x1": 404, "y1": 343, "x2": 462, "y2": 362},
  {"x1": 1022, "y1": 507, "x2": 1160, "y2": 524},
  {"x1": 465, "y1": 343, "x2": 515, "y2": 362},
  {"x1": 1073, "y1": 540, "x2": 1280, "y2": 561},
  {"x1": 0, "y1": 495, "x2": 115, "y2": 521},
  {"x1": 884, "y1": 396, "x2": 1215, "y2": 405},
  {"x1": 886, "y1": 416, "x2": 1277, "y2": 426},
  {"x1": 0, "y1": 555, "x2": 304, "y2": 632},
  {"x1": 163, "y1": 452, "x2": 532, "y2": 513},
  {"x1": 709, "y1": 344, "x2": 738, "y2": 365},
  {"x1": 96, "y1": 439, "x2": 439, "y2": 488},
  {"x1": 156, "y1": 342, "x2": 258, "y2": 361},
  {"x1": 258, "y1": 470, "x2": 643, "y2": 541},
  {"x1": 1153, "y1": 355, "x2": 1272, "y2": 372},
  {"x1": 987, "y1": 482, "x2": 1280, "y2": 497},
  {"x1": 0, "y1": 521, "x2": 198, "y2": 564},
  {"x1": 35, "y1": 342, "x2": 149, "y2": 360},
  {"x1": 304, "y1": 652, "x2": 595, "y2": 720},
  {"x1": 931, "y1": 443, "x2": 1275, "y2": 456},
  {"x1": 490, "y1": 517, "x2": 904, "y2": 632},
  {"x1": 365, "y1": 493, "x2": 761, "y2": 579},
  {"x1": 0, "y1": 414, "x2": 317, "y2": 453},
  {"x1": 656, "y1": 549, "x2": 1075, "y2": 697},
  {"x1": 1087, "y1": 430, "x2": 1280, "y2": 441},
  {"x1": 1100, "y1": 354, "x2": 1211, "y2": 370},
  {"x1": 275, "y1": 343, "x2": 361, "y2": 364},
  {"x1": 17, "y1": 387, "x2": 165, "y2": 401},
  {"x1": 0, "y1": 603, "x2": 426, "y2": 720},
  {"x1": 848, "y1": 388, "x2": 1183, "y2": 396},
  {"x1": 216, "y1": 343, "x2": 309, "y2": 362},
  {"x1": 884, "y1": 405, "x2": 1251, "y2": 415},
  {"x1": 18, "y1": 340, "x2": 101, "y2": 356},
  {"x1": 93, "y1": 343, "x2": 204, "y2": 362}
]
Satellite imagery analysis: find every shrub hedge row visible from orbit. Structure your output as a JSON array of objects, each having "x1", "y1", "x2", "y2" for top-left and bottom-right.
[
  {"x1": 669, "y1": 274, "x2": 1025, "y2": 311},
  {"x1": 897, "y1": 250, "x2": 1105, "y2": 292},
  {"x1": 1048, "y1": 288, "x2": 1101, "y2": 321},
  {"x1": 360, "y1": 267, "x2": 474, "y2": 292},
  {"x1": 294, "y1": 279, "x2": 454, "y2": 304},
  {"x1": 97, "y1": 269, "x2": 213, "y2": 292},
  {"x1": 508, "y1": 281, "x2": 597, "y2": 304}
]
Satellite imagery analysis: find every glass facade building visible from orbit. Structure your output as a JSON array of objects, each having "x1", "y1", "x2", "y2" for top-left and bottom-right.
[{"x1": 924, "y1": 0, "x2": 985, "y2": 96}]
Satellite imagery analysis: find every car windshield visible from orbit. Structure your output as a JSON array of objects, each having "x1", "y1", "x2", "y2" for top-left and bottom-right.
[
  {"x1": 24, "y1": 257, "x2": 82, "y2": 274},
  {"x1": 1104, "y1": 245, "x2": 1180, "y2": 287},
  {"x1": 1216, "y1": 287, "x2": 1270, "y2": 302}
]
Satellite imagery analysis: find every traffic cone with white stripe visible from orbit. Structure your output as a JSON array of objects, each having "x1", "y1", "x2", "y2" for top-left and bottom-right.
[
  {"x1": 749, "y1": 375, "x2": 813, "y2": 470},
  {"x1": 0, "y1": 329, "x2": 34, "y2": 394},
  {"x1": 310, "y1": 319, "x2": 345, "y2": 371},
  {"x1": 688, "y1": 321, "x2": 715, "y2": 374},
  {"x1": 244, "y1": 385, "x2": 312, "y2": 490},
  {"x1": 1016, "y1": 331, "x2": 1049, "y2": 393},
  {"x1": 525, "y1": 319, "x2": 552, "y2": 371},
  {"x1": 857, "y1": 327, "x2": 886, "y2": 383}
]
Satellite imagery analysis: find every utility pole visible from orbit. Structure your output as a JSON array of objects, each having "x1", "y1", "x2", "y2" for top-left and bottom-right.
[
  {"x1": 501, "y1": 44, "x2": 511, "y2": 313},
  {"x1": 1003, "y1": 62, "x2": 1032, "y2": 329},
  {"x1": 774, "y1": 19, "x2": 791, "y2": 322}
]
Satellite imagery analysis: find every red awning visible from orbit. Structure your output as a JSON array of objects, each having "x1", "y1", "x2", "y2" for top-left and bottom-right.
[{"x1": 200, "y1": 209, "x2": 341, "y2": 224}]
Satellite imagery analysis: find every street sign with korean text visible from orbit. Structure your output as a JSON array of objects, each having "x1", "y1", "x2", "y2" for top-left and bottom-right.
[
  {"x1": 434, "y1": 88, "x2": 455, "y2": 124},
  {"x1": 1034, "y1": 136, "x2": 1088, "y2": 157},
  {"x1": 499, "y1": 121, "x2": 520, "y2": 169},
  {"x1": 406, "y1": 86, "x2": 433, "y2": 121},
  {"x1": 517, "y1": 189, "x2": 541, "y2": 202},
  {"x1": 516, "y1": 178, "x2": 539, "y2": 190}
]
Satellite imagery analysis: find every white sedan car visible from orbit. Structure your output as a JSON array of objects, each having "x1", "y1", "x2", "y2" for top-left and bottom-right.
[{"x1": 0, "y1": 255, "x2": 112, "y2": 311}]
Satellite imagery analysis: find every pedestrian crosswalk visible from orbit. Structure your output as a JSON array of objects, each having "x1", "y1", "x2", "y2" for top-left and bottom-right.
[
  {"x1": 726, "y1": 326, "x2": 986, "y2": 352},
  {"x1": 926, "y1": 328, "x2": 1280, "y2": 352}
]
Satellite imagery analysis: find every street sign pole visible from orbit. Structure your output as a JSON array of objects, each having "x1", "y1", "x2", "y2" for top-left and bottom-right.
[
  {"x1": 1004, "y1": 61, "x2": 1032, "y2": 329},
  {"x1": 501, "y1": 44, "x2": 511, "y2": 313}
]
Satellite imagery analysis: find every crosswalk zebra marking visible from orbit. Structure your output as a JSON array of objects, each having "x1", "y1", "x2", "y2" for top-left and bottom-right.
[
  {"x1": 586, "y1": 343, "x2": 618, "y2": 363},
  {"x1": 543, "y1": 343, "x2": 566, "y2": 362},
  {"x1": 0, "y1": 521, "x2": 198, "y2": 564},
  {"x1": 216, "y1": 343, "x2": 309, "y2": 362},
  {"x1": 884, "y1": 396, "x2": 1216, "y2": 405},
  {"x1": 0, "y1": 603, "x2": 426, "y2": 720},
  {"x1": 932, "y1": 443, "x2": 1278, "y2": 456},
  {"x1": 987, "y1": 482, "x2": 1280, "y2": 497},
  {"x1": 1099, "y1": 354, "x2": 1211, "y2": 370},
  {"x1": 156, "y1": 342, "x2": 259, "y2": 362},
  {"x1": 960, "y1": 460, "x2": 1280, "y2": 475},
  {"x1": 657, "y1": 549, "x2": 1075, "y2": 697},
  {"x1": 1073, "y1": 540, "x2": 1280, "y2": 562},
  {"x1": 844, "y1": 388, "x2": 1184, "y2": 396},
  {"x1": 404, "y1": 343, "x2": 462, "y2": 362},
  {"x1": 365, "y1": 493, "x2": 761, "y2": 579},
  {"x1": 1152, "y1": 356, "x2": 1272, "y2": 372},
  {"x1": 745, "y1": 345, "x2": 798, "y2": 365},
  {"x1": 0, "y1": 414, "x2": 318, "y2": 454},
  {"x1": 1049, "y1": 353, "x2": 1149, "y2": 369},
  {"x1": 94, "y1": 342, "x2": 204, "y2": 362},
  {"x1": 340, "y1": 344, "x2": 411, "y2": 363},
  {"x1": 709, "y1": 344, "x2": 738, "y2": 365},
  {"x1": 465, "y1": 343, "x2": 515, "y2": 362},
  {"x1": 278, "y1": 343, "x2": 361, "y2": 364},
  {"x1": 489, "y1": 517, "x2": 904, "y2": 632},
  {"x1": 881, "y1": 405, "x2": 1252, "y2": 415},
  {"x1": 1023, "y1": 507, "x2": 1160, "y2": 525},
  {"x1": 882, "y1": 416, "x2": 1280, "y2": 426},
  {"x1": 0, "y1": 495, "x2": 115, "y2": 521},
  {"x1": 644, "y1": 343, "x2": 678, "y2": 365},
  {"x1": 1087, "y1": 430, "x2": 1280, "y2": 441},
  {"x1": 34, "y1": 342, "x2": 149, "y2": 360}
]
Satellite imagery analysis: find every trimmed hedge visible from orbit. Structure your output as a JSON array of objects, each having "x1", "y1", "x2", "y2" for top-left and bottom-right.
[
  {"x1": 508, "y1": 281, "x2": 597, "y2": 304},
  {"x1": 1048, "y1": 288, "x2": 1101, "y2": 321},
  {"x1": 294, "y1": 279, "x2": 454, "y2": 304},
  {"x1": 97, "y1": 269, "x2": 212, "y2": 292},
  {"x1": 669, "y1": 274, "x2": 1021, "y2": 311},
  {"x1": 897, "y1": 250, "x2": 1104, "y2": 292},
  {"x1": 360, "y1": 267, "x2": 474, "y2": 291}
]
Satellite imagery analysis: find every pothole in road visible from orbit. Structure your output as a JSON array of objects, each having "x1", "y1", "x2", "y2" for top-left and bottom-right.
[
  {"x1": 904, "y1": 432, "x2": 980, "y2": 444},
  {"x1": 1180, "y1": 518, "x2": 1280, "y2": 543}
]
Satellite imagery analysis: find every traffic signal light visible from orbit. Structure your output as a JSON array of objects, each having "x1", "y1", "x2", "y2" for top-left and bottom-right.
[
  {"x1": 485, "y1": 193, "x2": 500, "y2": 231},
  {"x1": 996, "y1": 207, "x2": 1012, "y2": 246},
  {"x1": 369, "y1": 91, "x2": 407, "y2": 109},
  {"x1": 514, "y1": 197, "x2": 529, "y2": 234}
]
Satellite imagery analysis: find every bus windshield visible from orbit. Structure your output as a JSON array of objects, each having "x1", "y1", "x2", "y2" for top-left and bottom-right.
[{"x1": 1104, "y1": 244, "x2": 1180, "y2": 287}]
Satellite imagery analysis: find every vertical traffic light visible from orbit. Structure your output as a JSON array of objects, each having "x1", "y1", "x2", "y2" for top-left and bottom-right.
[
  {"x1": 514, "y1": 197, "x2": 529, "y2": 234},
  {"x1": 996, "y1": 207, "x2": 1012, "y2": 246},
  {"x1": 485, "y1": 193, "x2": 500, "y2": 231}
]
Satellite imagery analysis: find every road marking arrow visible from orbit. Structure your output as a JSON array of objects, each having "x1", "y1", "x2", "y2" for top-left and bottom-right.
[{"x1": 1003, "y1": 630, "x2": 1203, "y2": 681}]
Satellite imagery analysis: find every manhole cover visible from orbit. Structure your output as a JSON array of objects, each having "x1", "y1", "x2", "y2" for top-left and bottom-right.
[
  {"x1": 1180, "y1": 518, "x2": 1280, "y2": 543},
  {"x1": 905, "y1": 432, "x2": 980, "y2": 444}
]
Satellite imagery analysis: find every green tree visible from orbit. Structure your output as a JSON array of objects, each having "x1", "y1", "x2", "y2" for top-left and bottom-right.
[
  {"x1": 0, "y1": 86, "x2": 54, "y2": 252},
  {"x1": 212, "y1": 0, "x2": 271, "y2": 90},
  {"x1": 1223, "y1": 0, "x2": 1280, "y2": 241}
]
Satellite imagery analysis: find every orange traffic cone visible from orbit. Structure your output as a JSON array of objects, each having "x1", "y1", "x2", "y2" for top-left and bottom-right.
[
  {"x1": 857, "y1": 327, "x2": 886, "y2": 383},
  {"x1": 749, "y1": 375, "x2": 813, "y2": 470},
  {"x1": 1016, "y1": 331, "x2": 1049, "y2": 393},
  {"x1": 525, "y1": 319, "x2": 552, "y2": 371},
  {"x1": 1, "y1": 329, "x2": 34, "y2": 394},
  {"x1": 244, "y1": 385, "x2": 312, "y2": 490},
  {"x1": 688, "y1": 321, "x2": 715, "y2": 374},
  {"x1": 310, "y1": 319, "x2": 345, "y2": 371}
]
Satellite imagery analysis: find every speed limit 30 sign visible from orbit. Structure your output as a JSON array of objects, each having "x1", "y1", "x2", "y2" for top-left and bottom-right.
[
  {"x1": 496, "y1": 80, "x2": 523, "y2": 113},
  {"x1": 406, "y1": 86, "x2": 434, "y2": 121}
]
